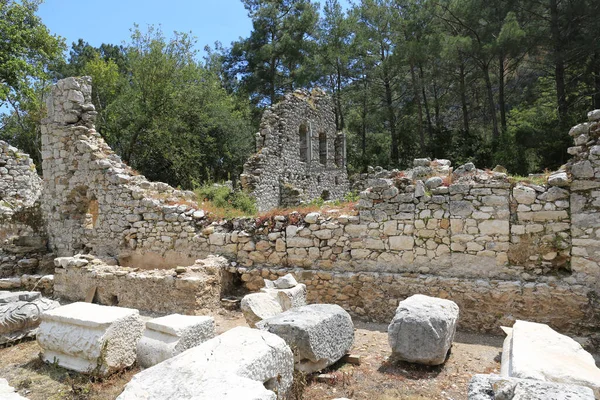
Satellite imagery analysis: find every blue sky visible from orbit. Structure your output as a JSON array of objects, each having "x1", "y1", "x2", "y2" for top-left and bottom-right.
[{"x1": 38, "y1": 0, "x2": 351, "y2": 56}]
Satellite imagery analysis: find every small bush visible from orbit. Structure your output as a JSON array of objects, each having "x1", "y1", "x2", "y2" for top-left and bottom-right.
[{"x1": 195, "y1": 183, "x2": 257, "y2": 216}]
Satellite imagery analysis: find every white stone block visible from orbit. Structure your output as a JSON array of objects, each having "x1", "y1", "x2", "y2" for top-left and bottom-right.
[
  {"x1": 501, "y1": 320, "x2": 600, "y2": 397},
  {"x1": 37, "y1": 302, "x2": 144, "y2": 375},
  {"x1": 0, "y1": 378, "x2": 29, "y2": 399},
  {"x1": 241, "y1": 292, "x2": 283, "y2": 328},
  {"x1": 118, "y1": 326, "x2": 294, "y2": 400},
  {"x1": 261, "y1": 283, "x2": 307, "y2": 311},
  {"x1": 137, "y1": 314, "x2": 215, "y2": 368}
]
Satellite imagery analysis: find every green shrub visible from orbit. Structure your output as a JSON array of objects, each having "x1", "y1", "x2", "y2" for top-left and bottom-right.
[{"x1": 195, "y1": 183, "x2": 257, "y2": 216}]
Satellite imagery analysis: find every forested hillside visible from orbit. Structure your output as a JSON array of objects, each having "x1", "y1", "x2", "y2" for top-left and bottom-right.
[{"x1": 2, "y1": 0, "x2": 599, "y2": 189}]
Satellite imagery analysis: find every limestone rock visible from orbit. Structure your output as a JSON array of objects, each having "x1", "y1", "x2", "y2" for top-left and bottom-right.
[
  {"x1": 304, "y1": 212, "x2": 320, "y2": 224},
  {"x1": 388, "y1": 294, "x2": 459, "y2": 365},
  {"x1": 547, "y1": 172, "x2": 569, "y2": 187},
  {"x1": 137, "y1": 314, "x2": 215, "y2": 368},
  {"x1": 0, "y1": 291, "x2": 59, "y2": 345},
  {"x1": 262, "y1": 283, "x2": 307, "y2": 310},
  {"x1": 37, "y1": 302, "x2": 145, "y2": 375},
  {"x1": 0, "y1": 378, "x2": 29, "y2": 400},
  {"x1": 468, "y1": 374, "x2": 595, "y2": 400},
  {"x1": 241, "y1": 292, "x2": 283, "y2": 328},
  {"x1": 512, "y1": 185, "x2": 537, "y2": 205},
  {"x1": 118, "y1": 326, "x2": 294, "y2": 400},
  {"x1": 425, "y1": 176, "x2": 443, "y2": 189},
  {"x1": 273, "y1": 273, "x2": 298, "y2": 289},
  {"x1": 257, "y1": 304, "x2": 354, "y2": 373},
  {"x1": 501, "y1": 320, "x2": 600, "y2": 397}
]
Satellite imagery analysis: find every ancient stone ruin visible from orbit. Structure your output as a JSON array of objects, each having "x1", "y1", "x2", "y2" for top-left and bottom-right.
[
  {"x1": 0, "y1": 75, "x2": 599, "y2": 399},
  {"x1": 241, "y1": 89, "x2": 349, "y2": 211}
]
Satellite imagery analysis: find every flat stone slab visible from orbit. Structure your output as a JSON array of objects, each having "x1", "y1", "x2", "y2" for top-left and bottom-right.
[
  {"x1": 0, "y1": 291, "x2": 59, "y2": 345},
  {"x1": 118, "y1": 326, "x2": 294, "y2": 400},
  {"x1": 257, "y1": 304, "x2": 354, "y2": 373},
  {"x1": 468, "y1": 374, "x2": 595, "y2": 400},
  {"x1": 501, "y1": 320, "x2": 600, "y2": 397},
  {"x1": 388, "y1": 294, "x2": 459, "y2": 365},
  {"x1": 241, "y1": 292, "x2": 283, "y2": 328},
  {"x1": 137, "y1": 314, "x2": 215, "y2": 368},
  {"x1": 37, "y1": 302, "x2": 144, "y2": 375}
]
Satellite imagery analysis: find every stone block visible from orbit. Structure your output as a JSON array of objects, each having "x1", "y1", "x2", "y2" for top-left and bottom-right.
[
  {"x1": 137, "y1": 314, "x2": 215, "y2": 368},
  {"x1": 0, "y1": 291, "x2": 59, "y2": 345},
  {"x1": 468, "y1": 374, "x2": 595, "y2": 400},
  {"x1": 389, "y1": 235, "x2": 414, "y2": 251},
  {"x1": 501, "y1": 320, "x2": 600, "y2": 397},
  {"x1": 512, "y1": 185, "x2": 537, "y2": 204},
  {"x1": 273, "y1": 273, "x2": 297, "y2": 289},
  {"x1": 0, "y1": 378, "x2": 29, "y2": 400},
  {"x1": 241, "y1": 292, "x2": 283, "y2": 328},
  {"x1": 118, "y1": 327, "x2": 294, "y2": 400},
  {"x1": 388, "y1": 294, "x2": 459, "y2": 365},
  {"x1": 479, "y1": 220, "x2": 509, "y2": 235},
  {"x1": 257, "y1": 304, "x2": 354, "y2": 373},
  {"x1": 262, "y1": 284, "x2": 307, "y2": 310},
  {"x1": 37, "y1": 302, "x2": 145, "y2": 375}
]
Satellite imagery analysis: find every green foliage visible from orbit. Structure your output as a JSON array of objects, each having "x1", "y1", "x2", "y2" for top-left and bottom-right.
[{"x1": 195, "y1": 183, "x2": 257, "y2": 215}]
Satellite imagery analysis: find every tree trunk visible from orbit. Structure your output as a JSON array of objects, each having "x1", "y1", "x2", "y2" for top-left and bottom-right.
[
  {"x1": 419, "y1": 64, "x2": 434, "y2": 143},
  {"x1": 593, "y1": 51, "x2": 600, "y2": 109},
  {"x1": 410, "y1": 63, "x2": 425, "y2": 152},
  {"x1": 550, "y1": 0, "x2": 568, "y2": 123},
  {"x1": 384, "y1": 67, "x2": 399, "y2": 166},
  {"x1": 459, "y1": 61, "x2": 470, "y2": 135},
  {"x1": 498, "y1": 51, "x2": 507, "y2": 133},
  {"x1": 361, "y1": 77, "x2": 368, "y2": 172},
  {"x1": 482, "y1": 62, "x2": 499, "y2": 141},
  {"x1": 337, "y1": 59, "x2": 345, "y2": 129}
]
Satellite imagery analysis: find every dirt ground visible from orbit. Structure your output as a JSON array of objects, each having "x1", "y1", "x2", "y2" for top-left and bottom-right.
[{"x1": 0, "y1": 310, "x2": 505, "y2": 400}]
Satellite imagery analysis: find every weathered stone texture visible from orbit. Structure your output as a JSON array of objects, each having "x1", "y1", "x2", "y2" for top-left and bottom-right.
[
  {"x1": 118, "y1": 327, "x2": 294, "y2": 400},
  {"x1": 37, "y1": 302, "x2": 145, "y2": 375},
  {"x1": 53, "y1": 255, "x2": 231, "y2": 315},
  {"x1": 241, "y1": 89, "x2": 349, "y2": 211},
  {"x1": 0, "y1": 290, "x2": 58, "y2": 345}
]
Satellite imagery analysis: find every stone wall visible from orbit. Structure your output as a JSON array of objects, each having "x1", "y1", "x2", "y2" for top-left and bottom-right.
[
  {"x1": 53, "y1": 254, "x2": 232, "y2": 315},
  {"x1": 0, "y1": 141, "x2": 50, "y2": 278},
  {"x1": 42, "y1": 77, "x2": 600, "y2": 339},
  {"x1": 241, "y1": 89, "x2": 349, "y2": 212}
]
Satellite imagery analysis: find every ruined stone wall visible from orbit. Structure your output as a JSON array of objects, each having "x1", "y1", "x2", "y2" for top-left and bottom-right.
[
  {"x1": 43, "y1": 77, "x2": 599, "y2": 337},
  {"x1": 241, "y1": 89, "x2": 349, "y2": 212},
  {"x1": 0, "y1": 141, "x2": 50, "y2": 278},
  {"x1": 567, "y1": 110, "x2": 600, "y2": 291}
]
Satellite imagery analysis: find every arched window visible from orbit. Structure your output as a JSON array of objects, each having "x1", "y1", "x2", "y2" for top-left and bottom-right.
[
  {"x1": 299, "y1": 124, "x2": 308, "y2": 162},
  {"x1": 319, "y1": 132, "x2": 327, "y2": 165}
]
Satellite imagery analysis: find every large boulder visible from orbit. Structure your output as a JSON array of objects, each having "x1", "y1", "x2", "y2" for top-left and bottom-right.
[
  {"x1": 501, "y1": 320, "x2": 600, "y2": 397},
  {"x1": 37, "y1": 302, "x2": 145, "y2": 375},
  {"x1": 257, "y1": 304, "x2": 354, "y2": 373},
  {"x1": 388, "y1": 294, "x2": 459, "y2": 365},
  {"x1": 468, "y1": 374, "x2": 595, "y2": 400},
  {"x1": 0, "y1": 291, "x2": 59, "y2": 345},
  {"x1": 118, "y1": 326, "x2": 294, "y2": 400},
  {"x1": 241, "y1": 292, "x2": 283, "y2": 328},
  {"x1": 136, "y1": 314, "x2": 215, "y2": 368}
]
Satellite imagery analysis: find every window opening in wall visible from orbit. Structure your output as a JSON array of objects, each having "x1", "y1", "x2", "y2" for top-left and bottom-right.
[
  {"x1": 335, "y1": 176, "x2": 339, "y2": 185},
  {"x1": 319, "y1": 132, "x2": 327, "y2": 165},
  {"x1": 334, "y1": 135, "x2": 343, "y2": 167},
  {"x1": 299, "y1": 124, "x2": 308, "y2": 162}
]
